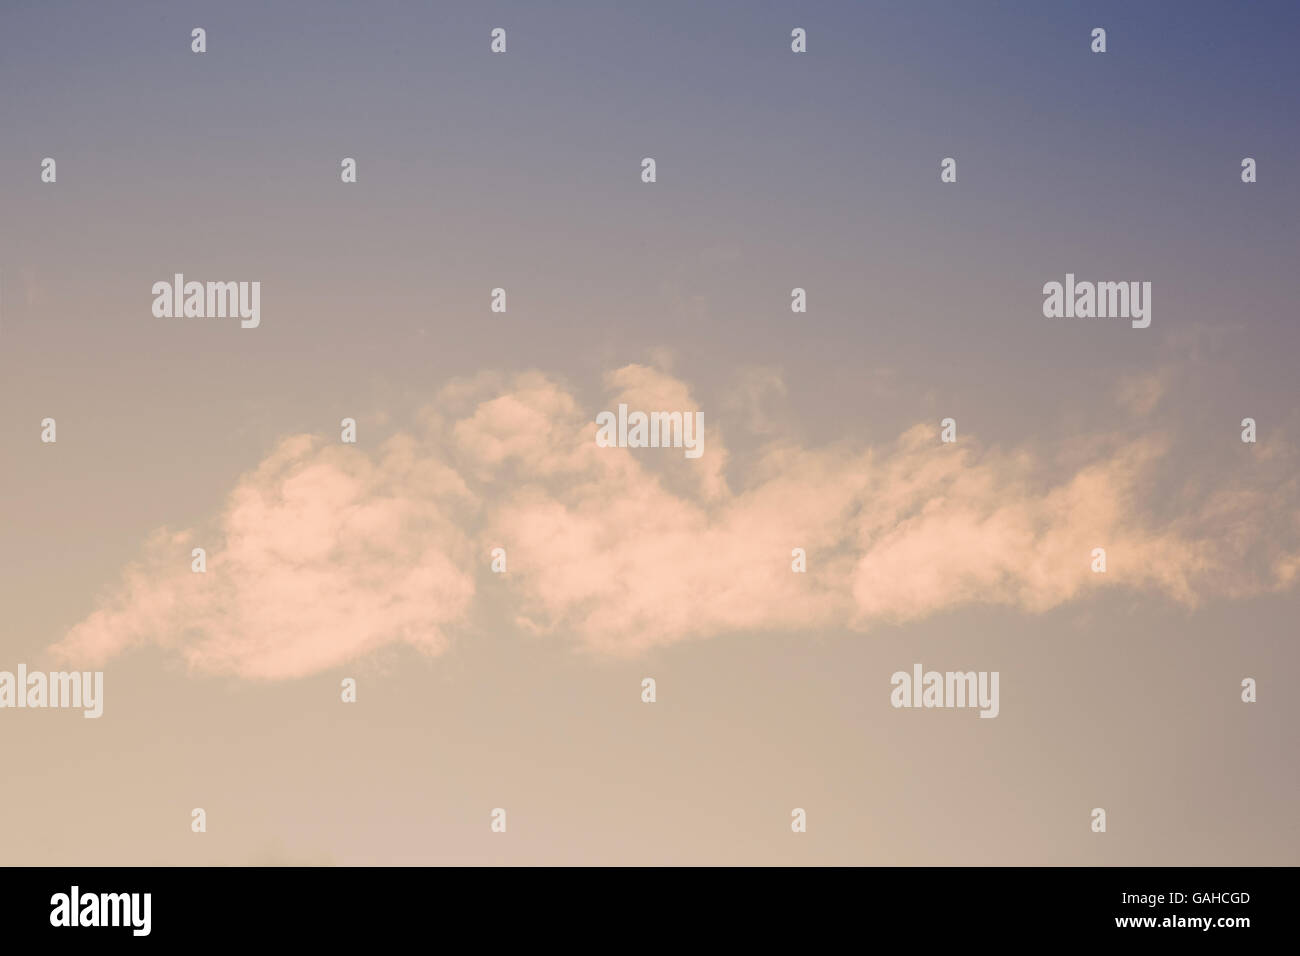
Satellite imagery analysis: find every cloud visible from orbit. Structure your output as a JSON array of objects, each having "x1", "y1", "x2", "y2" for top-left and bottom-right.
[
  {"x1": 1115, "y1": 371, "x2": 1168, "y2": 416},
  {"x1": 49, "y1": 364, "x2": 1300, "y2": 677},
  {"x1": 720, "y1": 366, "x2": 789, "y2": 437},
  {"x1": 52, "y1": 434, "x2": 478, "y2": 680}
]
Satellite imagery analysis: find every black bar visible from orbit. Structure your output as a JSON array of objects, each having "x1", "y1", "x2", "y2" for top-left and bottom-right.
[{"x1": 1, "y1": 866, "x2": 1285, "y2": 943}]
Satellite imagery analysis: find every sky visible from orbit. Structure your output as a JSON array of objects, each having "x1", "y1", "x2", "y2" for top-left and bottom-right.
[{"x1": 1, "y1": 0, "x2": 1297, "y2": 865}]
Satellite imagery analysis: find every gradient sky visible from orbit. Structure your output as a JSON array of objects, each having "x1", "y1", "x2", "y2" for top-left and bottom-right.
[{"x1": 2, "y1": 0, "x2": 1298, "y2": 865}]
